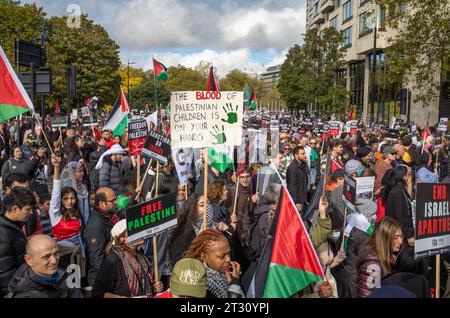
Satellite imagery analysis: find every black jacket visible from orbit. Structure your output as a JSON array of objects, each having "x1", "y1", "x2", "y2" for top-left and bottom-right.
[
  {"x1": 385, "y1": 184, "x2": 414, "y2": 239},
  {"x1": 7, "y1": 264, "x2": 81, "y2": 298},
  {"x1": 0, "y1": 216, "x2": 27, "y2": 297},
  {"x1": 286, "y1": 159, "x2": 309, "y2": 205},
  {"x1": 83, "y1": 208, "x2": 115, "y2": 286},
  {"x1": 246, "y1": 201, "x2": 272, "y2": 261},
  {"x1": 167, "y1": 225, "x2": 196, "y2": 268}
]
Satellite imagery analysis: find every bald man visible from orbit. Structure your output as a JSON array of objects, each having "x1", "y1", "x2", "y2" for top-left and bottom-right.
[
  {"x1": 7, "y1": 235, "x2": 80, "y2": 298},
  {"x1": 83, "y1": 187, "x2": 117, "y2": 286}
]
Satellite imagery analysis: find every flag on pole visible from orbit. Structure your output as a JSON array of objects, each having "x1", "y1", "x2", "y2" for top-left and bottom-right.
[
  {"x1": 206, "y1": 65, "x2": 220, "y2": 92},
  {"x1": 247, "y1": 185, "x2": 324, "y2": 298},
  {"x1": 348, "y1": 106, "x2": 355, "y2": 121},
  {"x1": 153, "y1": 58, "x2": 168, "y2": 81},
  {"x1": 243, "y1": 83, "x2": 256, "y2": 111},
  {"x1": 0, "y1": 45, "x2": 34, "y2": 121},
  {"x1": 103, "y1": 87, "x2": 130, "y2": 136},
  {"x1": 55, "y1": 100, "x2": 61, "y2": 113}
]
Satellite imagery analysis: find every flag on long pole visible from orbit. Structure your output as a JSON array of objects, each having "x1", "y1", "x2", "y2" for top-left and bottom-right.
[
  {"x1": 206, "y1": 65, "x2": 220, "y2": 92},
  {"x1": 0, "y1": 45, "x2": 34, "y2": 121},
  {"x1": 103, "y1": 87, "x2": 130, "y2": 136}
]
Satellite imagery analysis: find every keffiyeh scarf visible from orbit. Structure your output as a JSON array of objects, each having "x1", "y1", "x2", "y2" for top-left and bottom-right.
[{"x1": 205, "y1": 266, "x2": 228, "y2": 298}]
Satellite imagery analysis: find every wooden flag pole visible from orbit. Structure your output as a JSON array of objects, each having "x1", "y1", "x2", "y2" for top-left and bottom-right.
[
  {"x1": 203, "y1": 149, "x2": 209, "y2": 231},
  {"x1": 185, "y1": 184, "x2": 188, "y2": 201},
  {"x1": 340, "y1": 206, "x2": 349, "y2": 252},
  {"x1": 153, "y1": 161, "x2": 160, "y2": 284},
  {"x1": 137, "y1": 155, "x2": 141, "y2": 191},
  {"x1": 436, "y1": 255, "x2": 441, "y2": 298},
  {"x1": 322, "y1": 149, "x2": 331, "y2": 194},
  {"x1": 232, "y1": 176, "x2": 240, "y2": 217},
  {"x1": 135, "y1": 159, "x2": 153, "y2": 199},
  {"x1": 35, "y1": 117, "x2": 56, "y2": 157}
]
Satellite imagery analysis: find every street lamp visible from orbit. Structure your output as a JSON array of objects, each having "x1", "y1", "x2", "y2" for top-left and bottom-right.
[
  {"x1": 367, "y1": 3, "x2": 380, "y2": 127},
  {"x1": 127, "y1": 58, "x2": 136, "y2": 105}
]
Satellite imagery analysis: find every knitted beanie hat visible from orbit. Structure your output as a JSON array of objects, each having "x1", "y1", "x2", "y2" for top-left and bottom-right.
[{"x1": 345, "y1": 159, "x2": 363, "y2": 176}]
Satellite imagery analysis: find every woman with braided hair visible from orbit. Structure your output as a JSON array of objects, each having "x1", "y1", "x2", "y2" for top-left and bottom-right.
[{"x1": 184, "y1": 229, "x2": 245, "y2": 298}]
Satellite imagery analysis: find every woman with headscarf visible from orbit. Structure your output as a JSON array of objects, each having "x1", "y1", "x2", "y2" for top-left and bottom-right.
[
  {"x1": 92, "y1": 220, "x2": 163, "y2": 298},
  {"x1": 61, "y1": 161, "x2": 90, "y2": 225}
]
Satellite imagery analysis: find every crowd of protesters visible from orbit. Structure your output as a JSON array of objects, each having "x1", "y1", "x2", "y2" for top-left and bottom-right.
[{"x1": 0, "y1": 114, "x2": 449, "y2": 299}]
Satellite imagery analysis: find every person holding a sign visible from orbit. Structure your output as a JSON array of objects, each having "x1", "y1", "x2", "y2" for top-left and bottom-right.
[
  {"x1": 92, "y1": 220, "x2": 164, "y2": 298},
  {"x1": 356, "y1": 217, "x2": 404, "y2": 298}
]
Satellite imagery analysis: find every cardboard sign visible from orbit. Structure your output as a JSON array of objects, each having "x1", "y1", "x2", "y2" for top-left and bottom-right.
[
  {"x1": 248, "y1": 115, "x2": 262, "y2": 129},
  {"x1": 82, "y1": 116, "x2": 98, "y2": 127},
  {"x1": 414, "y1": 183, "x2": 450, "y2": 259},
  {"x1": 346, "y1": 120, "x2": 358, "y2": 134},
  {"x1": 125, "y1": 193, "x2": 178, "y2": 243},
  {"x1": 172, "y1": 148, "x2": 193, "y2": 186},
  {"x1": 141, "y1": 130, "x2": 171, "y2": 164},
  {"x1": 50, "y1": 114, "x2": 68, "y2": 127},
  {"x1": 170, "y1": 91, "x2": 243, "y2": 149},
  {"x1": 438, "y1": 118, "x2": 448, "y2": 132},
  {"x1": 128, "y1": 119, "x2": 149, "y2": 156},
  {"x1": 279, "y1": 116, "x2": 291, "y2": 133},
  {"x1": 328, "y1": 121, "x2": 341, "y2": 136},
  {"x1": 342, "y1": 175, "x2": 375, "y2": 211}
]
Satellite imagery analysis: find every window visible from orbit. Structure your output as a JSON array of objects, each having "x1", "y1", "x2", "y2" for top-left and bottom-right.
[
  {"x1": 330, "y1": 16, "x2": 338, "y2": 30},
  {"x1": 343, "y1": 0, "x2": 353, "y2": 23},
  {"x1": 359, "y1": 12, "x2": 373, "y2": 36},
  {"x1": 343, "y1": 26, "x2": 352, "y2": 46},
  {"x1": 360, "y1": 0, "x2": 370, "y2": 6},
  {"x1": 350, "y1": 62, "x2": 365, "y2": 114},
  {"x1": 379, "y1": 7, "x2": 386, "y2": 26},
  {"x1": 314, "y1": 3, "x2": 319, "y2": 15}
]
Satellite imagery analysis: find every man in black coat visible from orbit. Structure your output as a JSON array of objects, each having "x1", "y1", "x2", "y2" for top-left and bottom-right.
[
  {"x1": 83, "y1": 187, "x2": 117, "y2": 287},
  {"x1": 7, "y1": 235, "x2": 82, "y2": 298},
  {"x1": 0, "y1": 187, "x2": 36, "y2": 297},
  {"x1": 286, "y1": 146, "x2": 310, "y2": 213}
]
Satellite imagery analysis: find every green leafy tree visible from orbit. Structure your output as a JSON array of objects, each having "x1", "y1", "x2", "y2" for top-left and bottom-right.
[
  {"x1": 164, "y1": 65, "x2": 207, "y2": 91},
  {"x1": 278, "y1": 28, "x2": 350, "y2": 117},
  {"x1": 129, "y1": 73, "x2": 171, "y2": 110},
  {"x1": 374, "y1": 0, "x2": 450, "y2": 106},
  {"x1": 220, "y1": 69, "x2": 263, "y2": 96},
  {"x1": 45, "y1": 15, "x2": 121, "y2": 111}
]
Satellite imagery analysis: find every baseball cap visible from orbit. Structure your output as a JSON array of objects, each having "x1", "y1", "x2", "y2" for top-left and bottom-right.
[
  {"x1": 170, "y1": 258, "x2": 207, "y2": 298},
  {"x1": 383, "y1": 146, "x2": 397, "y2": 155}
]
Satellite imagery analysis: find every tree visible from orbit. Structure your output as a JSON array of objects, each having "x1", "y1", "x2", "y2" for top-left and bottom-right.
[
  {"x1": 374, "y1": 0, "x2": 450, "y2": 107},
  {"x1": 220, "y1": 69, "x2": 263, "y2": 96},
  {"x1": 119, "y1": 64, "x2": 147, "y2": 94},
  {"x1": 278, "y1": 28, "x2": 350, "y2": 117},
  {"x1": 129, "y1": 73, "x2": 171, "y2": 110},
  {"x1": 45, "y1": 15, "x2": 121, "y2": 111},
  {"x1": 164, "y1": 65, "x2": 207, "y2": 92}
]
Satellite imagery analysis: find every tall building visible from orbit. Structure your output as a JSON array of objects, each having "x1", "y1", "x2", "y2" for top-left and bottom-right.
[
  {"x1": 259, "y1": 65, "x2": 286, "y2": 110},
  {"x1": 305, "y1": 0, "x2": 448, "y2": 126}
]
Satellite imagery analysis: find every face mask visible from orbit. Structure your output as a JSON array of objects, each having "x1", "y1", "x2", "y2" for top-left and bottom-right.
[{"x1": 328, "y1": 231, "x2": 341, "y2": 241}]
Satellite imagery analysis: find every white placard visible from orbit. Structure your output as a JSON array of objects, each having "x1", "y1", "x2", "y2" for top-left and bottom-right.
[
  {"x1": 438, "y1": 118, "x2": 448, "y2": 132},
  {"x1": 170, "y1": 91, "x2": 243, "y2": 149}
]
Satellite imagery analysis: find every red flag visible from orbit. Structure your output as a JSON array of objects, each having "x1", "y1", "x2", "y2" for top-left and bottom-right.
[
  {"x1": 119, "y1": 87, "x2": 130, "y2": 113},
  {"x1": 153, "y1": 58, "x2": 168, "y2": 81},
  {"x1": 55, "y1": 100, "x2": 61, "y2": 113},
  {"x1": 206, "y1": 65, "x2": 220, "y2": 92},
  {"x1": 348, "y1": 106, "x2": 355, "y2": 121}
]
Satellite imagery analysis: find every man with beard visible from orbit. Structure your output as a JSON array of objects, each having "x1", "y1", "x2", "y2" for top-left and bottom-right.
[
  {"x1": 286, "y1": 146, "x2": 310, "y2": 214},
  {"x1": 84, "y1": 187, "x2": 118, "y2": 287}
]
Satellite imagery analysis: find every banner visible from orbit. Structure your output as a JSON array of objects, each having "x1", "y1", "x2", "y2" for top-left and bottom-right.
[
  {"x1": 128, "y1": 118, "x2": 149, "y2": 156},
  {"x1": 415, "y1": 183, "x2": 450, "y2": 259},
  {"x1": 125, "y1": 192, "x2": 177, "y2": 244},
  {"x1": 249, "y1": 129, "x2": 268, "y2": 164},
  {"x1": 172, "y1": 148, "x2": 193, "y2": 186},
  {"x1": 279, "y1": 116, "x2": 291, "y2": 133},
  {"x1": 141, "y1": 130, "x2": 171, "y2": 164},
  {"x1": 170, "y1": 91, "x2": 243, "y2": 149},
  {"x1": 438, "y1": 118, "x2": 448, "y2": 132}
]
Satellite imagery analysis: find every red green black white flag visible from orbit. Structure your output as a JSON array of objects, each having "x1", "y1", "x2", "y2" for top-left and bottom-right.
[
  {"x1": 103, "y1": 87, "x2": 130, "y2": 136},
  {"x1": 153, "y1": 58, "x2": 168, "y2": 81},
  {"x1": 0, "y1": 45, "x2": 34, "y2": 122},
  {"x1": 206, "y1": 65, "x2": 220, "y2": 92},
  {"x1": 247, "y1": 185, "x2": 324, "y2": 298}
]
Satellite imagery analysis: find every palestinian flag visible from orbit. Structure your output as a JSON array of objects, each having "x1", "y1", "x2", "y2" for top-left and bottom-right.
[
  {"x1": 103, "y1": 87, "x2": 130, "y2": 136},
  {"x1": 206, "y1": 65, "x2": 220, "y2": 92},
  {"x1": 0, "y1": 45, "x2": 34, "y2": 121},
  {"x1": 209, "y1": 145, "x2": 234, "y2": 174},
  {"x1": 422, "y1": 128, "x2": 431, "y2": 144},
  {"x1": 243, "y1": 83, "x2": 256, "y2": 111},
  {"x1": 248, "y1": 186, "x2": 324, "y2": 298},
  {"x1": 153, "y1": 58, "x2": 168, "y2": 81}
]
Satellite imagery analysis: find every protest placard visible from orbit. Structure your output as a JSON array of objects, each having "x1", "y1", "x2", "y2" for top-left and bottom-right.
[
  {"x1": 279, "y1": 116, "x2": 291, "y2": 133},
  {"x1": 128, "y1": 118, "x2": 148, "y2": 156},
  {"x1": 262, "y1": 115, "x2": 271, "y2": 129},
  {"x1": 342, "y1": 176, "x2": 375, "y2": 211},
  {"x1": 141, "y1": 129, "x2": 171, "y2": 164},
  {"x1": 172, "y1": 148, "x2": 193, "y2": 186},
  {"x1": 438, "y1": 118, "x2": 448, "y2": 132},
  {"x1": 50, "y1": 113, "x2": 68, "y2": 127},
  {"x1": 126, "y1": 193, "x2": 177, "y2": 244},
  {"x1": 343, "y1": 175, "x2": 357, "y2": 211},
  {"x1": 415, "y1": 183, "x2": 450, "y2": 259},
  {"x1": 328, "y1": 121, "x2": 341, "y2": 136},
  {"x1": 170, "y1": 91, "x2": 243, "y2": 149}
]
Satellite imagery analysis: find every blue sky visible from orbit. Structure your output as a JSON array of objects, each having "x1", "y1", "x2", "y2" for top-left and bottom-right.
[{"x1": 22, "y1": 0, "x2": 307, "y2": 76}]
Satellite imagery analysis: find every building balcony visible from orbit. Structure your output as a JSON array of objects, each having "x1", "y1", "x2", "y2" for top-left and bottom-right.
[
  {"x1": 311, "y1": 12, "x2": 325, "y2": 26},
  {"x1": 320, "y1": 0, "x2": 335, "y2": 14}
]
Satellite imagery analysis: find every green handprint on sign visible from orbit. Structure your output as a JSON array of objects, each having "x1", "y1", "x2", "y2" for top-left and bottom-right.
[
  {"x1": 210, "y1": 125, "x2": 227, "y2": 145},
  {"x1": 221, "y1": 103, "x2": 239, "y2": 124}
]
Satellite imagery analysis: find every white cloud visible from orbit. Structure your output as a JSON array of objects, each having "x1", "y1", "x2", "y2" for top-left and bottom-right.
[{"x1": 123, "y1": 49, "x2": 265, "y2": 77}]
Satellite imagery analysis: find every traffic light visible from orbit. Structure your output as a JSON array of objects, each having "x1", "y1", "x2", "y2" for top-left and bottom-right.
[
  {"x1": 67, "y1": 65, "x2": 78, "y2": 100},
  {"x1": 399, "y1": 88, "x2": 408, "y2": 115}
]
